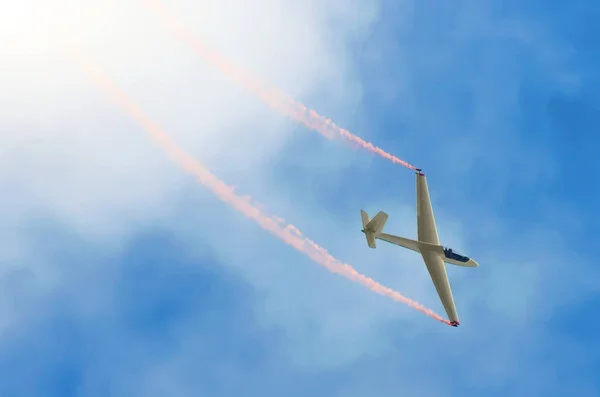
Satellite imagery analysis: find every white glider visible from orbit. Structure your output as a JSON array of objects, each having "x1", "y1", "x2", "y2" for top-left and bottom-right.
[{"x1": 361, "y1": 169, "x2": 478, "y2": 326}]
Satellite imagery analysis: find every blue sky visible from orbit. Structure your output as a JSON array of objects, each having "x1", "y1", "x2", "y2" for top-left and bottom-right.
[{"x1": 1, "y1": 0, "x2": 599, "y2": 396}]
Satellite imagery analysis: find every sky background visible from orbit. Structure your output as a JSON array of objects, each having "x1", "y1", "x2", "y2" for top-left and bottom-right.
[{"x1": 1, "y1": 0, "x2": 599, "y2": 396}]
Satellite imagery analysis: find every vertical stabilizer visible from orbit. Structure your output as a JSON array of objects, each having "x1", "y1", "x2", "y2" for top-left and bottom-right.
[{"x1": 360, "y1": 210, "x2": 388, "y2": 249}]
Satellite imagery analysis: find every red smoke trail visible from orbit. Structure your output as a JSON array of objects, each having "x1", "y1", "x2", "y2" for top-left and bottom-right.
[
  {"x1": 145, "y1": 0, "x2": 418, "y2": 170},
  {"x1": 69, "y1": 50, "x2": 449, "y2": 326}
]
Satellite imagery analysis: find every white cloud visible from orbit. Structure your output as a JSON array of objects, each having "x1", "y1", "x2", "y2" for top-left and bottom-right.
[
  {"x1": 0, "y1": 0, "x2": 386, "y2": 348},
  {"x1": 0, "y1": 0, "x2": 367, "y2": 238}
]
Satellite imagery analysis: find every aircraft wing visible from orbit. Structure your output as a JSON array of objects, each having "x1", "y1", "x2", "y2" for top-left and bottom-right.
[
  {"x1": 416, "y1": 171, "x2": 460, "y2": 326},
  {"x1": 422, "y1": 252, "x2": 460, "y2": 325},
  {"x1": 378, "y1": 233, "x2": 461, "y2": 324}
]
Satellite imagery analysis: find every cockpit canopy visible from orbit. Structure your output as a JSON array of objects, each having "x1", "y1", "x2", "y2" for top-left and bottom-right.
[{"x1": 443, "y1": 247, "x2": 470, "y2": 263}]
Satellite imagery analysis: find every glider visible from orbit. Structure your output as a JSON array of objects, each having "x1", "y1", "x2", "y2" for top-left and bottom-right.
[{"x1": 361, "y1": 169, "x2": 478, "y2": 326}]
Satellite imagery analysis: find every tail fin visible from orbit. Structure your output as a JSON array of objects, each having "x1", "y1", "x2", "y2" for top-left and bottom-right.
[{"x1": 360, "y1": 210, "x2": 388, "y2": 249}]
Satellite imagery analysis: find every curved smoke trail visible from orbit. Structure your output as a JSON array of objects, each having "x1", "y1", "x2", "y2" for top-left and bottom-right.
[{"x1": 69, "y1": 50, "x2": 450, "y2": 326}]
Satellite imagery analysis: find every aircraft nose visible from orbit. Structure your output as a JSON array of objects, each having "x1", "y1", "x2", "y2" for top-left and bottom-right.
[{"x1": 470, "y1": 259, "x2": 479, "y2": 267}]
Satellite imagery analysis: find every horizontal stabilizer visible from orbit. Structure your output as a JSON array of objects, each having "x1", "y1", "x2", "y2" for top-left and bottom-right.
[{"x1": 361, "y1": 210, "x2": 388, "y2": 249}]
